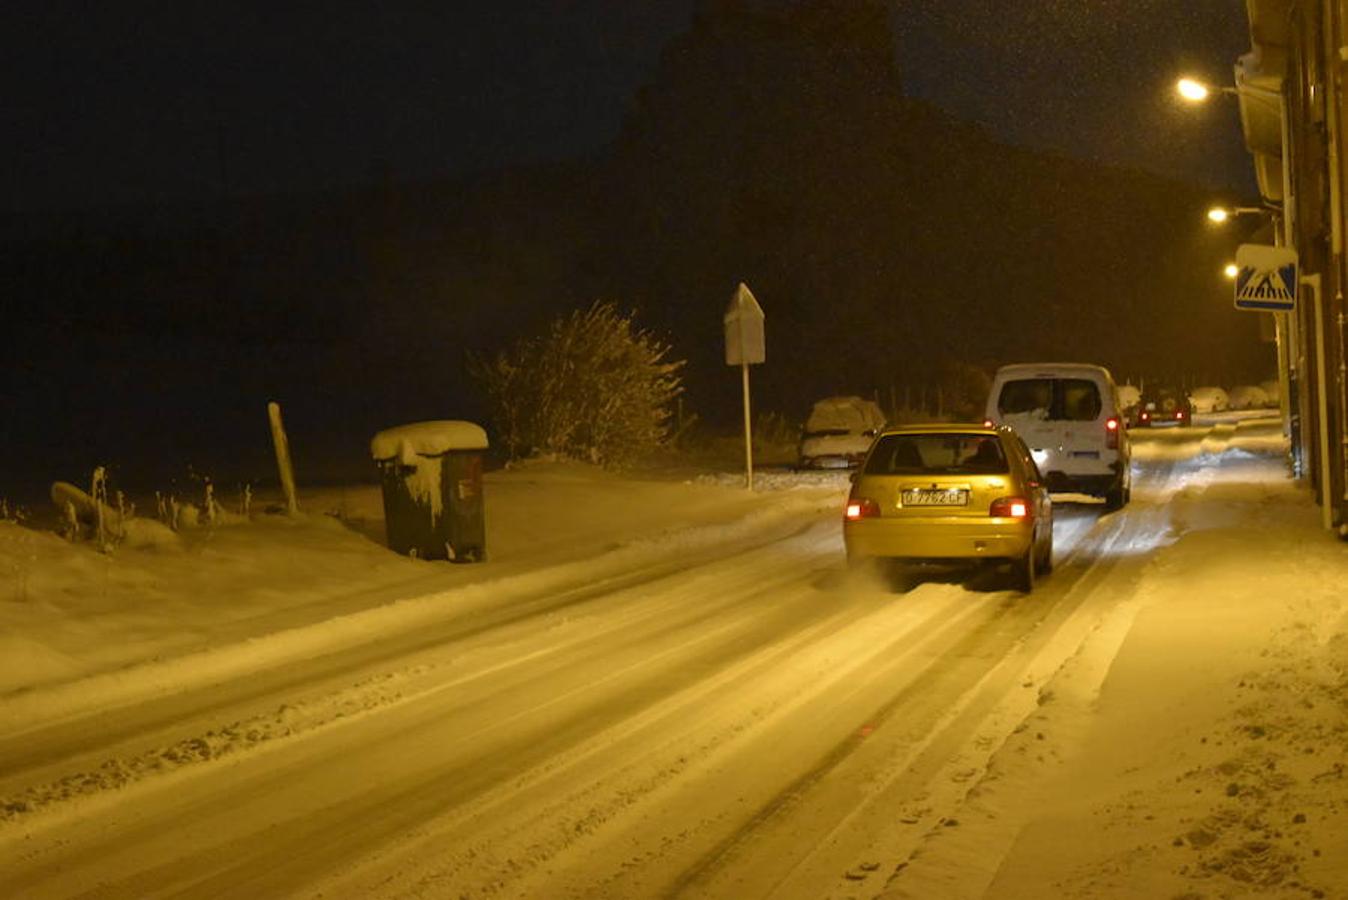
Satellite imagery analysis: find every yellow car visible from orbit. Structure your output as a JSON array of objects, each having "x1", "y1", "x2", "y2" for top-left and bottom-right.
[{"x1": 843, "y1": 424, "x2": 1053, "y2": 591}]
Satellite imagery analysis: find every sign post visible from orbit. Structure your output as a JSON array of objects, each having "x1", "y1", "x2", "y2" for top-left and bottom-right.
[
  {"x1": 1234, "y1": 244, "x2": 1298, "y2": 312},
  {"x1": 724, "y1": 283, "x2": 765, "y2": 490}
]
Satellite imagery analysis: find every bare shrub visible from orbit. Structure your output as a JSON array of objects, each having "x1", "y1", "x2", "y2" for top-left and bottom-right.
[{"x1": 471, "y1": 301, "x2": 685, "y2": 468}]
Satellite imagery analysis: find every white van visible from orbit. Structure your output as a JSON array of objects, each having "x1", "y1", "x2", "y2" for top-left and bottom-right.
[{"x1": 984, "y1": 363, "x2": 1131, "y2": 509}]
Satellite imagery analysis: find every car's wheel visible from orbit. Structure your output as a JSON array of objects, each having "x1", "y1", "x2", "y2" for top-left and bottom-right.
[
  {"x1": 1104, "y1": 480, "x2": 1126, "y2": 511},
  {"x1": 1037, "y1": 528, "x2": 1054, "y2": 575},
  {"x1": 1010, "y1": 546, "x2": 1036, "y2": 593}
]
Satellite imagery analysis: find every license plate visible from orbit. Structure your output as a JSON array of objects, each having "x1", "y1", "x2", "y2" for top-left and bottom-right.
[{"x1": 901, "y1": 488, "x2": 969, "y2": 507}]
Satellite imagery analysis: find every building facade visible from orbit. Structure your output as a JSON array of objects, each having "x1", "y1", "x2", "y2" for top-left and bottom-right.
[{"x1": 1240, "y1": 0, "x2": 1348, "y2": 533}]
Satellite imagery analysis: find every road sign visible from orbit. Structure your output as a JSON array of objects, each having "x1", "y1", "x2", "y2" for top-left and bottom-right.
[
  {"x1": 1234, "y1": 244, "x2": 1297, "y2": 312},
  {"x1": 724, "y1": 282, "x2": 765, "y2": 490},
  {"x1": 724, "y1": 282, "x2": 765, "y2": 365}
]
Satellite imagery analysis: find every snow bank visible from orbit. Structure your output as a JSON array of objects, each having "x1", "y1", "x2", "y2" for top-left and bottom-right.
[{"x1": 0, "y1": 463, "x2": 846, "y2": 730}]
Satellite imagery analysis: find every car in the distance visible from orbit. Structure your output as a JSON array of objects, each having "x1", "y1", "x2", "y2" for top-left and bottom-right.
[
  {"x1": 1135, "y1": 384, "x2": 1194, "y2": 427},
  {"x1": 798, "y1": 395, "x2": 886, "y2": 469},
  {"x1": 843, "y1": 423, "x2": 1053, "y2": 592},
  {"x1": 1189, "y1": 385, "x2": 1230, "y2": 414}
]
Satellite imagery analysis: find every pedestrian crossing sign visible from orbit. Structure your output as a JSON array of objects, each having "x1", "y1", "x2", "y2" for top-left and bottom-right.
[{"x1": 1233, "y1": 244, "x2": 1297, "y2": 312}]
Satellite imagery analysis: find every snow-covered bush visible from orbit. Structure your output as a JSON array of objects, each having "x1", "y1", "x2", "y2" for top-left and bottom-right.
[
  {"x1": 1189, "y1": 386, "x2": 1230, "y2": 413},
  {"x1": 1260, "y1": 380, "x2": 1282, "y2": 407},
  {"x1": 1227, "y1": 385, "x2": 1270, "y2": 410},
  {"x1": 471, "y1": 301, "x2": 685, "y2": 468}
]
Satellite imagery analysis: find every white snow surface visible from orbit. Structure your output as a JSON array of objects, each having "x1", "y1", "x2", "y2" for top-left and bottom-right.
[{"x1": 2, "y1": 415, "x2": 1346, "y2": 899}]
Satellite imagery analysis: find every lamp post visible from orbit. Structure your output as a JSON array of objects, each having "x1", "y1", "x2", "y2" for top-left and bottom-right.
[{"x1": 1178, "y1": 75, "x2": 1298, "y2": 475}]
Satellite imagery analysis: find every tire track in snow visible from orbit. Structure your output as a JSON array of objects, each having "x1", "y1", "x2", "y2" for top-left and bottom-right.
[
  {"x1": 666, "y1": 437, "x2": 1202, "y2": 898},
  {"x1": 0, "y1": 505, "x2": 839, "y2": 830},
  {"x1": 0, "y1": 518, "x2": 869, "y2": 896}
]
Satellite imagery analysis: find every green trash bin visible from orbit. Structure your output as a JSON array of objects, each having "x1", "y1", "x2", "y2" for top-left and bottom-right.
[{"x1": 370, "y1": 420, "x2": 488, "y2": 562}]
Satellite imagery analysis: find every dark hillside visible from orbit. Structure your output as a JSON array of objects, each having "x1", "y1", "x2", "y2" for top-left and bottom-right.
[{"x1": 3, "y1": 0, "x2": 1268, "y2": 493}]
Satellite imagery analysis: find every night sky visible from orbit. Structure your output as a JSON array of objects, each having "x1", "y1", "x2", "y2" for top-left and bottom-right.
[
  {"x1": 3, "y1": 1, "x2": 1264, "y2": 497},
  {"x1": 2, "y1": 1, "x2": 1255, "y2": 215}
]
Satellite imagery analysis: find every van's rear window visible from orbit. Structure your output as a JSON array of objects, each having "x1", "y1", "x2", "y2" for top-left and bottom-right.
[
  {"x1": 998, "y1": 378, "x2": 1101, "y2": 422},
  {"x1": 864, "y1": 434, "x2": 1008, "y2": 475}
]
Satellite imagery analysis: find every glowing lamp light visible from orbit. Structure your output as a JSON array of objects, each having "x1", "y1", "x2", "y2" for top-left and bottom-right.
[
  {"x1": 1207, "y1": 207, "x2": 1230, "y2": 223},
  {"x1": 1177, "y1": 78, "x2": 1211, "y2": 102},
  {"x1": 1224, "y1": 263, "x2": 1239, "y2": 279}
]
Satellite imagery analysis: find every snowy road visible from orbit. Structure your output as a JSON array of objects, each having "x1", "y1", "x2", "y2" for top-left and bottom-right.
[{"x1": 0, "y1": 418, "x2": 1286, "y2": 898}]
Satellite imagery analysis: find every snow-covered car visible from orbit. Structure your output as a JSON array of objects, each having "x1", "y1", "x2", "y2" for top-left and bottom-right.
[
  {"x1": 797, "y1": 396, "x2": 886, "y2": 469},
  {"x1": 1227, "y1": 384, "x2": 1270, "y2": 410},
  {"x1": 1189, "y1": 386, "x2": 1230, "y2": 414},
  {"x1": 1118, "y1": 384, "x2": 1142, "y2": 427}
]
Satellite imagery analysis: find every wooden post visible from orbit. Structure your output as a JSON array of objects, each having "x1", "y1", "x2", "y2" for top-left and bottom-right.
[
  {"x1": 268, "y1": 401, "x2": 299, "y2": 514},
  {"x1": 741, "y1": 362, "x2": 754, "y2": 490}
]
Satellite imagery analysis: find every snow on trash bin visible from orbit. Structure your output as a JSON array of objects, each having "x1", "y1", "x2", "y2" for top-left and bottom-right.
[{"x1": 370, "y1": 420, "x2": 488, "y2": 562}]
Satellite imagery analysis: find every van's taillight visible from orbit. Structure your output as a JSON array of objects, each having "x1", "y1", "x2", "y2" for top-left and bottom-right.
[
  {"x1": 990, "y1": 497, "x2": 1030, "y2": 518},
  {"x1": 845, "y1": 498, "x2": 881, "y2": 520},
  {"x1": 1105, "y1": 416, "x2": 1120, "y2": 449}
]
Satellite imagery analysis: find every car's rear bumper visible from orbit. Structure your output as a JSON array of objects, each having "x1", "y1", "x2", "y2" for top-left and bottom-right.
[
  {"x1": 843, "y1": 516, "x2": 1034, "y2": 561},
  {"x1": 799, "y1": 453, "x2": 864, "y2": 469},
  {"x1": 1043, "y1": 459, "x2": 1125, "y2": 496}
]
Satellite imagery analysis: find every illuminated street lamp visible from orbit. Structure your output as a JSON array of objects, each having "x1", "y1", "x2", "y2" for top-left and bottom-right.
[
  {"x1": 1176, "y1": 75, "x2": 1288, "y2": 243},
  {"x1": 1177, "y1": 78, "x2": 1219, "y2": 102},
  {"x1": 1177, "y1": 71, "x2": 1298, "y2": 478},
  {"x1": 1206, "y1": 205, "x2": 1266, "y2": 223},
  {"x1": 1223, "y1": 262, "x2": 1239, "y2": 279}
]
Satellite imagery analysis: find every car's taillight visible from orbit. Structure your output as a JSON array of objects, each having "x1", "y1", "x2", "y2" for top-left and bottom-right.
[
  {"x1": 845, "y1": 498, "x2": 881, "y2": 520},
  {"x1": 1105, "y1": 416, "x2": 1120, "y2": 449},
  {"x1": 1140, "y1": 411, "x2": 1150, "y2": 422},
  {"x1": 982, "y1": 418, "x2": 995, "y2": 428},
  {"x1": 990, "y1": 496, "x2": 1030, "y2": 518},
  {"x1": 1175, "y1": 410, "x2": 1185, "y2": 420}
]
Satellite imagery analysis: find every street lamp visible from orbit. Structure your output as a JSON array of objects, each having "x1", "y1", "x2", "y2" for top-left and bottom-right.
[
  {"x1": 1207, "y1": 205, "x2": 1267, "y2": 223},
  {"x1": 1175, "y1": 75, "x2": 1289, "y2": 244},
  {"x1": 1177, "y1": 78, "x2": 1220, "y2": 102},
  {"x1": 1223, "y1": 262, "x2": 1239, "y2": 279},
  {"x1": 1177, "y1": 72, "x2": 1298, "y2": 479}
]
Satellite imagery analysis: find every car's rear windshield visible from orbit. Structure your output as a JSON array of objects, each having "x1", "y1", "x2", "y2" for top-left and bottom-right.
[
  {"x1": 997, "y1": 377, "x2": 1102, "y2": 422},
  {"x1": 864, "y1": 433, "x2": 1009, "y2": 475}
]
